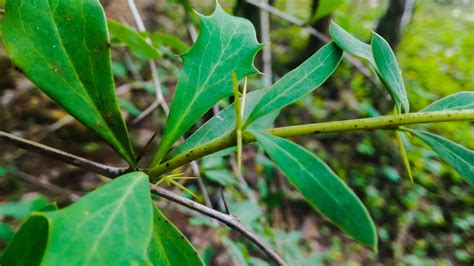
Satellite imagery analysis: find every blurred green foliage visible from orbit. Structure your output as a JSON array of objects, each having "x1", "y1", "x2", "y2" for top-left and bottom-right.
[{"x1": 1, "y1": 0, "x2": 472, "y2": 264}]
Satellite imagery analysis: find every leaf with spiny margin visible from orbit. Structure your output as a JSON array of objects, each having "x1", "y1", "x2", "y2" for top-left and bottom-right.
[
  {"x1": 409, "y1": 130, "x2": 473, "y2": 185},
  {"x1": 2, "y1": 172, "x2": 154, "y2": 265},
  {"x1": 329, "y1": 22, "x2": 409, "y2": 114},
  {"x1": 245, "y1": 42, "x2": 343, "y2": 127},
  {"x1": 150, "y1": 3, "x2": 262, "y2": 167},
  {"x1": 329, "y1": 21, "x2": 375, "y2": 65},
  {"x1": 3, "y1": 0, "x2": 136, "y2": 166},
  {"x1": 148, "y1": 204, "x2": 204, "y2": 265},
  {"x1": 252, "y1": 132, "x2": 377, "y2": 250},
  {"x1": 371, "y1": 33, "x2": 409, "y2": 113},
  {"x1": 421, "y1": 91, "x2": 474, "y2": 112},
  {"x1": 167, "y1": 89, "x2": 279, "y2": 160},
  {"x1": 108, "y1": 19, "x2": 161, "y2": 60}
]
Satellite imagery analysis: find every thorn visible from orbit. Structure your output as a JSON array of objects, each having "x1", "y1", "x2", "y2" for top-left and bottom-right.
[{"x1": 220, "y1": 188, "x2": 231, "y2": 215}]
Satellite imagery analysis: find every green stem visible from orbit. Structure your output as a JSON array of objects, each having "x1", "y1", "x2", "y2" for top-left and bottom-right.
[{"x1": 147, "y1": 110, "x2": 474, "y2": 178}]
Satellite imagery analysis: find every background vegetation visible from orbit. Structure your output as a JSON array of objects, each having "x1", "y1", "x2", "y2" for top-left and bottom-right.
[{"x1": 1, "y1": 0, "x2": 472, "y2": 264}]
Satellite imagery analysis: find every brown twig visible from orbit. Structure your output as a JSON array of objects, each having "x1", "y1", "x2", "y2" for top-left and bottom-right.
[
  {"x1": 0, "y1": 131, "x2": 128, "y2": 177},
  {"x1": 150, "y1": 186, "x2": 285, "y2": 265},
  {"x1": 11, "y1": 169, "x2": 81, "y2": 202},
  {"x1": 0, "y1": 130, "x2": 285, "y2": 265}
]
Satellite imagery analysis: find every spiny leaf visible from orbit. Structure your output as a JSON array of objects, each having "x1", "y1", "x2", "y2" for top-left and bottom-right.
[
  {"x1": 150, "y1": 3, "x2": 261, "y2": 167},
  {"x1": 107, "y1": 19, "x2": 161, "y2": 59},
  {"x1": 148, "y1": 204, "x2": 204, "y2": 265},
  {"x1": 252, "y1": 132, "x2": 377, "y2": 250},
  {"x1": 167, "y1": 89, "x2": 278, "y2": 159},
  {"x1": 409, "y1": 130, "x2": 473, "y2": 185},
  {"x1": 245, "y1": 42, "x2": 343, "y2": 126},
  {"x1": 371, "y1": 32, "x2": 409, "y2": 113},
  {"x1": 3, "y1": 0, "x2": 136, "y2": 165},
  {"x1": 421, "y1": 91, "x2": 474, "y2": 112}
]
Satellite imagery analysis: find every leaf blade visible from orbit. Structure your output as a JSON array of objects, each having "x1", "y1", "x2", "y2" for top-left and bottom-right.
[
  {"x1": 371, "y1": 32, "x2": 409, "y2": 113},
  {"x1": 41, "y1": 172, "x2": 153, "y2": 265},
  {"x1": 108, "y1": 19, "x2": 161, "y2": 59},
  {"x1": 150, "y1": 3, "x2": 262, "y2": 166},
  {"x1": 245, "y1": 42, "x2": 343, "y2": 126},
  {"x1": 409, "y1": 130, "x2": 474, "y2": 185},
  {"x1": 329, "y1": 21, "x2": 375, "y2": 65},
  {"x1": 3, "y1": 0, "x2": 136, "y2": 165},
  {"x1": 421, "y1": 91, "x2": 474, "y2": 112},
  {"x1": 252, "y1": 132, "x2": 377, "y2": 250},
  {"x1": 148, "y1": 204, "x2": 204, "y2": 266}
]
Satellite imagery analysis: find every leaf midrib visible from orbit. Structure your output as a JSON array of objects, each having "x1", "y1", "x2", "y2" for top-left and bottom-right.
[
  {"x1": 268, "y1": 139, "x2": 361, "y2": 228},
  {"x1": 161, "y1": 19, "x2": 242, "y2": 154},
  {"x1": 83, "y1": 177, "x2": 143, "y2": 264}
]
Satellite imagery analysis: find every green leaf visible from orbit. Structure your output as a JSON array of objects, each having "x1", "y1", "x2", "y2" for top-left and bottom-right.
[
  {"x1": 371, "y1": 32, "x2": 409, "y2": 113},
  {"x1": 168, "y1": 89, "x2": 278, "y2": 159},
  {"x1": 148, "y1": 204, "x2": 204, "y2": 265},
  {"x1": 421, "y1": 92, "x2": 474, "y2": 112},
  {"x1": 150, "y1": 3, "x2": 261, "y2": 167},
  {"x1": 252, "y1": 132, "x2": 377, "y2": 250},
  {"x1": 42, "y1": 172, "x2": 152, "y2": 265},
  {"x1": 1, "y1": 215, "x2": 49, "y2": 266},
  {"x1": 409, "y1": 130, "x2": 473, "y2": 185},
  {"x1": 329, "y1": 22, "x2": 409, "y2": 113},
  {"x1": 0, "y1": 195, "x2": 48, "y2": 219},
  {"x1": 151, "y1": 32, "x2": 190, "y2": 54},
  {"x1": 2, "y1": 172, "x2": 154, "y2": 265},
  {"x1": 329, "y1": 21, "x2": 375, "y2": 65},
  {"x1": 3, "y1": 0, "x2": 136, "y2": 166},
  {"x1": 245, "y1": 42, "x2": 342, "y2": 127},
  {"x1": 107, "y1": 19, "x2": 161, "y2": 60}
]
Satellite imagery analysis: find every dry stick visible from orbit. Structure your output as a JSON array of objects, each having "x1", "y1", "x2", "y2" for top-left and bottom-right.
[
  {"x1": 0, "y1": 131, "x2": 285, "y2": 265},
  {"x1": 259, "y1": 0, "x2": 272, "y2": 87},
  {"x1": 12, "y1": 169, "x2": 81, "y2": 202},
  {"x1": 126, "y1": 0, "x2": 213, "y2": 209},
  {"x1": 245, "y1": 0, "x2": 377, "y2": 84},
  {"x1": 0, "y1": 131, "x2": 129, "y2": 177}
]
